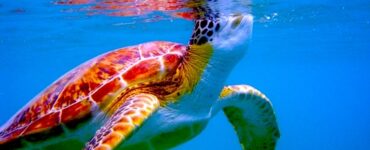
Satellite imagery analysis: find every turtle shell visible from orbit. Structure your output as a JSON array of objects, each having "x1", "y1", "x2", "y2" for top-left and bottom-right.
[{"x1": 0, "y1": 41, "x2": 187, "y2": 144}]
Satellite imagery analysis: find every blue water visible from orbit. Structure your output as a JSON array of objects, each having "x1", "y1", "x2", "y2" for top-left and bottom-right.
[{"x1": 1, "y1": 0, "x2": 370, "y2": 149}]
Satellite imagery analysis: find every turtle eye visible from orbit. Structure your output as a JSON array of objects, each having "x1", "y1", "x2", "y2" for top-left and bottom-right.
[{"x1": 231, "y1": 15, "x2": 243, "y2": 28}]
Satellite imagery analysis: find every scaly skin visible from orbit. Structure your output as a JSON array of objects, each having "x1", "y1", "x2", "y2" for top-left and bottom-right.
[
  {"x1": 217, "y1": 85, "x2": 280, "y2": 150},
  {"x1": 86, "y1": 93, "x2": 160, "y2": 150}
]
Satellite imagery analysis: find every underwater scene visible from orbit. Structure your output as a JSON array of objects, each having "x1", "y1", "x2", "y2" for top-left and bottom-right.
[{"x1": 0, "y1": 0, "x2": 369, "y2": 149}]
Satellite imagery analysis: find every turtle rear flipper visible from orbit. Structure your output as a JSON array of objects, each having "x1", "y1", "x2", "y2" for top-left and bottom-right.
[{"x1": 213, "y1": 85, "x2": 280, "y2": 150}]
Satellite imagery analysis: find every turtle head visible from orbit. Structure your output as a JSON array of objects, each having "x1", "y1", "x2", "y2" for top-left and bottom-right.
[{"x1": 189, "y1": 14, "x2": 253, "y2": 58}]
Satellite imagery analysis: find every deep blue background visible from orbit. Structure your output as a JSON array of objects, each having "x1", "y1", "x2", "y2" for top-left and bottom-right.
[{"x1": 0, "y1": 0, "x2": 369, "y2": 149}]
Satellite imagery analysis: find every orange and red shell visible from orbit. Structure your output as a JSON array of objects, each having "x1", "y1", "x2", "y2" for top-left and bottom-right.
[{"x1": 0, "y1": 41, "x2": 187, "y2": 144}]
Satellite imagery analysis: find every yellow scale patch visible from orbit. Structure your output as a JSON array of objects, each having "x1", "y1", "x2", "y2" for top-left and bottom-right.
[{"x1": 170, "y1": 43, "x2": 214, "y2": 100}]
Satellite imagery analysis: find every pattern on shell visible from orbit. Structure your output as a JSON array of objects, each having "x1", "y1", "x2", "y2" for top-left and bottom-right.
[{"x1": 0, "y1": 41, "x2": 187, "y2": 144}]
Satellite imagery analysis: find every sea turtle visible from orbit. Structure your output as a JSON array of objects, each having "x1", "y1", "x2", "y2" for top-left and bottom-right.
[{"x1": 0, "y1": 3, "x2": 280, "y2": 150}]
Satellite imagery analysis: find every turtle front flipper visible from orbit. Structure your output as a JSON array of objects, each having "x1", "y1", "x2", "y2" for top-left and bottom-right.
[
  {"x1": 212, "y1": 85, "x2": 280, "y2": 150},
  {"x1": 85, "y1": 93, "x2": 159, "y2": 150}
]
